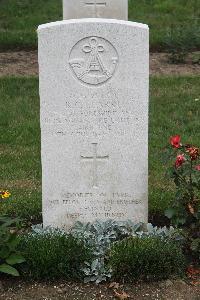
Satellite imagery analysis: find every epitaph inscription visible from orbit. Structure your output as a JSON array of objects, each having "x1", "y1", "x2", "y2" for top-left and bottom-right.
[{"x1": 69, "y1": 36, "x2": 118, "y2": 86}]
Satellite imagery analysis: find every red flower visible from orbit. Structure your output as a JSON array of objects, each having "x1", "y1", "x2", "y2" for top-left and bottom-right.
[
  {"x1": 186, "y1": 146, "x2": 199, "y2": 161},
  {"x1": 195, "y1": 165, "x2": 200, "y2": 171},
  {"x1": 175, "y1": 154, "x2": 186, "y2": 168},
  {"x1": 170, "y1": 135, "x2": 181, "y2": 148}
]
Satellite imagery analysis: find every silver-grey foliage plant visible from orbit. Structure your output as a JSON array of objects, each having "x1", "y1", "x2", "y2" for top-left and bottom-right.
[
  {"x1": 71, "y1": 220, "x2": 181, "y2": 283},
  {"x1": 31, "y1": 220, "x2": 181, "y2": 284}
]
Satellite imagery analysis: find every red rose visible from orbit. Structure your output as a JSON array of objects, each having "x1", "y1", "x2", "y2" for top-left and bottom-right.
[
  {"x1": 170, "y1": 135, "x2": 181, "y2": 148},
  {"x1": 186, "y1": 146, "x2": 199, "y2": 161},
  {"x1": 175, "y1": 154, "x2": 186, "y2": 168},
  {"x1": 195, "y1": 165, "x2": 200, "y2": 171}
]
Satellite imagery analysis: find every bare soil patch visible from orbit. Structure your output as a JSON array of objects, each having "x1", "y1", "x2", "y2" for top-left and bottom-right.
[
  {"x1": 0, "y1": 279, "x2": 200, "y2": 300},
  {"x1": 0, "y1": 51, "x2": 38, "y2": 76},
  {"x1": 0, "y1": 51, "x2": 199, "y2": 77},
  {"x1": 150, "y1": 52, "x2": 200, "y2": 76}
]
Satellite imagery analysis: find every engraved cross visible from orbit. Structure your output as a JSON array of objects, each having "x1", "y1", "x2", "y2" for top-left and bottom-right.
[
  {"x1": 84, "y1": 0, "x2": 106, "y2": 17},
  {"x1": 81, "y1": 143, "x2": 109, "y2": 188}
]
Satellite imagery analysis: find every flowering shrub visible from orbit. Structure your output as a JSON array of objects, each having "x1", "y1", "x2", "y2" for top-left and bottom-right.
[{"x1": 165, "y1": 135, "x2": 200, "y2": 259}]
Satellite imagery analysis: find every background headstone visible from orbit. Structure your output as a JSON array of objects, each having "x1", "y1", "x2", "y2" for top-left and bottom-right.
[
  {"x1": 38, "y1": 19, "x2": 149, "y2": 229},
  {"x1": 63, "y1": 0, "x2": 128, "y2": 20}
]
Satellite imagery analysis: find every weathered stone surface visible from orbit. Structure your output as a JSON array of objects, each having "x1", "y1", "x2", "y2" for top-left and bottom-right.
[
  {"x1": 38, "y1": 19, "x2": 149, "y2": 229},
  {"x1": 63, "y1": 0, "x2": 128, "y2": 20}
]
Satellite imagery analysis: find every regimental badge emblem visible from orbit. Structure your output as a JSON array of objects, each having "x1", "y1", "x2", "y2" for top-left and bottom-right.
[{"x1": 69, "y1": 36, "x2": 119, "y2": 86}]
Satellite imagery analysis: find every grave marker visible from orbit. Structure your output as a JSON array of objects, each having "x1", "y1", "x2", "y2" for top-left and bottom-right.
[
  {"x1": 63, "y1": 0, "x2": 128, "y2": 20},
  {"x1": 38, "y1": 19, "x2": 149, "y2": 229}
]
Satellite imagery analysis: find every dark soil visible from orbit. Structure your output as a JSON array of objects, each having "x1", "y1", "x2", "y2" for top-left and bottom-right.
[
  {"x1": 0, "y1": 51, "x2": 199, "y2": 77},
  {"x1": 0, "y1": 278, "x2": 200, "y2": 300},
  {"x1": 150, "y1": 52, "x2": 200, "y2": 76},
  {"x1": 148, "y1": 213, "x2": 170, "y2": 228}
]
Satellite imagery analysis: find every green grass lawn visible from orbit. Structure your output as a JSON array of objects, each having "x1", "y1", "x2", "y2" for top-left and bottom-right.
[
  {"x1": 0, "y1": 0, "x2": 199, "y2": 50},
  {"x1": 0, "y1": 76, "x2": 199, "y2": 222}
]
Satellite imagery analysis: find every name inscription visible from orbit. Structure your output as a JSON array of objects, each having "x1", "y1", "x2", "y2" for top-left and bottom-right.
[{"x1": 43, "y1": 94, "x2": 138, "y2": 137}]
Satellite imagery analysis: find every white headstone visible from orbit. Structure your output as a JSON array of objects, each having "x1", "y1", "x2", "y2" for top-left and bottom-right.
[
  {"x1": 63, "y1": 0, "x2": 128, "y2": 20},
  {"x1": 38, "y1": 19, "x2": 149, "y2": 230}
]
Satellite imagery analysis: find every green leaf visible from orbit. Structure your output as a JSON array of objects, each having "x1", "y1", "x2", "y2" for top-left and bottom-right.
[
  {"x1": 165, "y1": 208, "x2": 176, "y2": 219},
  {"x1": 191, "y1": 238, "x2": 200, "y2": 251},
  {"x1": 175, "y1": 217, "x2": 186, "y2": 226},
  {"x1": 0, "y1": 246, "x2": 10, "y2": 259},
  {"x1": 0, "y1": 217, "x2": 19, "y2": 228},
  {"x1": 0, "y1": 264, "x2": 19, "y2": 276},
  {"x1": 166, "y1": 167, "x2": 175, "y2": 178},
  {"x1": 8, "y1": 234, "x2": 20, "y2": 250},
  {"x1": 6, "y1": 254, "x2": 25, "y2": 265}
]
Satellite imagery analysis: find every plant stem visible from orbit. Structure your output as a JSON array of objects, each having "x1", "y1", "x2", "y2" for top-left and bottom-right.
[{"x1": 189, "y1": 159, "x2": 194, "y2": 202}]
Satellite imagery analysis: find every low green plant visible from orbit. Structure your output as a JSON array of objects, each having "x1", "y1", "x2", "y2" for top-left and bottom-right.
[
  {"x1": 190, "y1": 238, "x2": 200, "y2": 261},
  {"x1": 109, "y1": 236, "x2": 186, "y2": 282},
  {"x1": 164, "y1": 24, "x2": 200, "y2": 63},
  {"x1": 71, "y1": 220, "x2": 181, "y2": 283},
  {"x1": 18, "y1": 227, "x2": 92, "y2": 280},
  {"x1": 71, "y1": 220, "x2": 141, "y2": 283},
  {"x1": 192, "y1": 52, "x2": 200, "y2": 65},
  {"x1": 0, "y1": 216, "x2": 25, "y2": 276},
  {"x1": 23, "y1": 222, "x2": 180, "y2": 283}
]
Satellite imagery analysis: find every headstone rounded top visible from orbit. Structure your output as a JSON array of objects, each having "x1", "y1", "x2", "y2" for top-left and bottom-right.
[{"x1": 38, "y1": 19, "x2": 149, "y2": 32}]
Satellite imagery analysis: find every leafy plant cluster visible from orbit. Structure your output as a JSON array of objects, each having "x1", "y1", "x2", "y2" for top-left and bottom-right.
[
  {"x1": 109, "y1": 236, "x2": 186, "y2": 282},
  {"x1": 0, "y1": 216, "x2": 25, "y2": 276},
  {"x1": 71, "y1": 220, "x2": 182, "y2": 283},
  {"x1": 165, "y1": 135, "x2": 200, "y2": 260},
  {"x1": 192, "y1": 52, "x2": 200, "y2": 65},
  {"x1": 1, "y1": 219, "x2": 185, "y2": 282},
  {"x1": 164, "y1": 24, "x2": 200, "y2": 63},
  {"x1": 18, "y1": 226, "x2": 92, "y2": 280}
]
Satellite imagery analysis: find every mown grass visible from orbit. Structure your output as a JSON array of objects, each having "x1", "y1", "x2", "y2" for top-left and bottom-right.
[
  {"x1": 0, "y1": 0, "x2": 62, "y2": 50},
  {"x1": 0, "y1": 0, "x2": 199, "y2": 50},
  {"x1": 0, "y1": 76, "x2": 199, "y2": 221},
  {"x1": 129, "y1": 0, "x2": 200, "y2": 51},
  {"x1": 0, "y1": 77, "x2": 41, "y2": 221}
]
